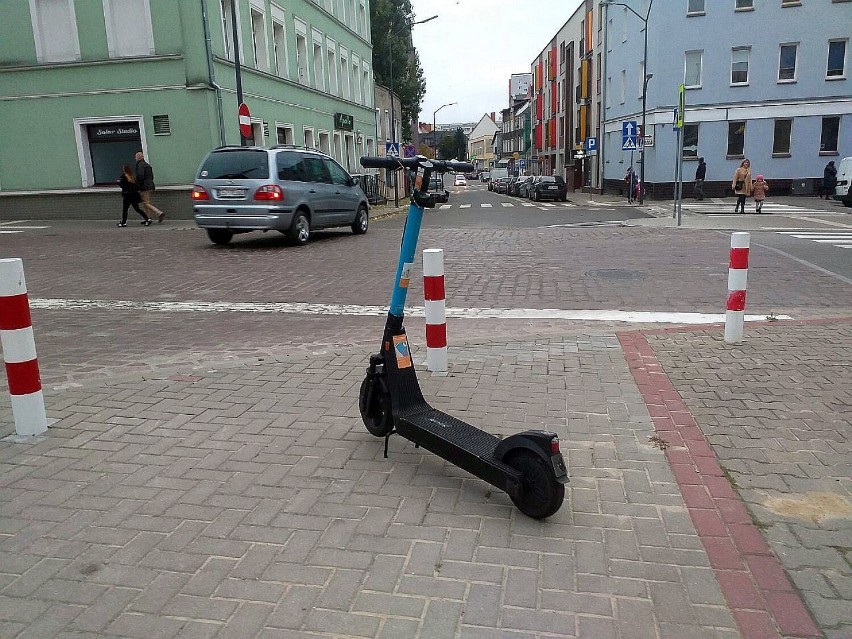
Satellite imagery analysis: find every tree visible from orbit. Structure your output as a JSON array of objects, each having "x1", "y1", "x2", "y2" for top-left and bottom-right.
[
  {"x1": 437, "y1": 128, "x2": 466, "y2": 160},
  {"x1": 453, "y1": 128, "x2": 467, "y2": 161},
  {"x1": 370, "y1": 0, "x2": 427, "y2": 141},
  {"x1": 417, "y1": 144, "x2": 434, "y2": 159}
]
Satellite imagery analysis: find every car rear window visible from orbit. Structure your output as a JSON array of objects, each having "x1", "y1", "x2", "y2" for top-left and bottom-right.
[{"x1": 198, "y1": 149, "x2": 270, "y2": 180}]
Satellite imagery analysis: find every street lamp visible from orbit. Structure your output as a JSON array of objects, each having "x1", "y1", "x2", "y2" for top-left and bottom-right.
[
  {"x1": 386, "y1": 14, "x2": 438, "y2": 206},
  {"x1": 601, "y1": 0, "x2": 653, "y2": 204},
  {"x1": 432, "y1": 102, "x2": 457, "y2": 159}
]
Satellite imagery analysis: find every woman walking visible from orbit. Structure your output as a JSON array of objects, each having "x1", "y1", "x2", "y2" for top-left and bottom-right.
[
  {"x1": 731, "y1": 159, "x2": 752, "y2": 214},
  {"x1": 118, "y1": 165, "x2": 152, "y2": 227}
]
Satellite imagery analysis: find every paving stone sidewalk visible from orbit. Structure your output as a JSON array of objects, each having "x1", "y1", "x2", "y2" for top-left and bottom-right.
[{"x1": 0, "y1": 321, "x2": 848, "y2": 638}]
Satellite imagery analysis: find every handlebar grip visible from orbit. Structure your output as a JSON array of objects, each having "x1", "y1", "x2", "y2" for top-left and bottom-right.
[
  {"x1": 359, "y1": 156, "x2": 407, "y2": 169},
  {"x1": 440, "y1": 160, "x2": 475, "y2": 173}
]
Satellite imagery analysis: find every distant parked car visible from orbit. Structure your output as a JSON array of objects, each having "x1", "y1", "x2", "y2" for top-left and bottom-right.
[
  {"x1": 493, "y1": 177, "x2": 511, "y2": 194},
  {"x1": 454, "y1": 175, "x2": 468, "y2": 187},
  {"x1": 529, "y1": 175, "x2": 568, "y2": 202},
  {"x1": 513, "y1": 175, "x2": 534, "y2": 197}
]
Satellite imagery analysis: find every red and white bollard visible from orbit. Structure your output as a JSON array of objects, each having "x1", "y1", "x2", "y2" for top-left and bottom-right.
[
  {"x1": 0, "y1": 258, "x2": 47, "y2": 436},
  {"x1": 725, "y1": 232, "x2": 750, "y2": 344},
  {"x1": 423, "y1": 249, "x2": 447, "y2": 372}
]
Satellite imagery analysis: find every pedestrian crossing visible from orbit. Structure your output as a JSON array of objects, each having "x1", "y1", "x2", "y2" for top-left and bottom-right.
[
  {"x1": 439, "y1": 201, "x2": 576, "y2": 210},
  {"x1": 669, "y1": 200, "x2": 844, "y2": 217},
  {"x1": 774, "y1": 230, "x2": 852, "y2": 249},
  {"x1": 0, "y1": 221, "x2": 49, "y2": 234}
]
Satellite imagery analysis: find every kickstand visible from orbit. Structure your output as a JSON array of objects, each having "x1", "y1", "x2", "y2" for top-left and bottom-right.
[{"x1": 383, "y1": 430, "x2": 396, "y2": 458}]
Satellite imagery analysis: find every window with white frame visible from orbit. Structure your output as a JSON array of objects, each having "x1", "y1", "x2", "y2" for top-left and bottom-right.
[
  {"x1": 327, "y1": 41, "x2": 339, "y2": 95},
  {"x1": 820, "y1": 116, "x2": 840, "y2": 154},
  {"x1": 359, "y1": 0, "x2": 367, "y2": 37},
  {"x1": 304, "y1": 128, "x2": 316, "y2": 150},
  {"x1": 362, "y1": 64, "x2": 371, "y2": 106},
  {"x1": 276, "y1": 124, "x2": 294, "y2": 145},
  {"x1": 319, "y1": 131, "x2": 331, "y2": 155},
  {"x1": 772, "y1": 119, "x2": 792, "y2": 155},
  {"x1": 352, "y1": 58, "x2": 361, "y2": 103},
  {"x1": 349, "y1": 0, "x2": 356, "y2": 29},
  {"x1": 620, "y1": 69, "x2": 626, "y2": 103},
  {"x1": 29, "y1": 0, "x2": 81, "y2": 62},
  {"x1": 621, "y1": 7, "x2": 627, "y2": 42},
  {"x1": 271, "y1": 7, "x2": 288, "y2": 78},
  {"x1": 682, "y1": 123, "x2": 699, "y2": 158},
  {"x1": 312, "y1": 31, "x2": 325, "y2": 91},
  {"x1": 220, "y1": 0, "x2": 235, "y2": 60},
  {"x1": 731, "y1": 47, "x2": 750, "y2": 84},
  {"x1": 337, "y1": 0, "x2": 345, "y2": 24},
  {"x1": 687, "y1": 0, "x2": 705, "y2": 15},
  {"x1": 827, "y1": 40, "x2": 847, "y2": 78},
  {"x1": 685, "y1": 50, "x2": 702, "y2": 87},
  {"x1": 295, "y1": 20, "x2": 309, "y2": 84},
  {"x1": 778, "y1": 43, "x2": 797, "y2": 81},
  {"x1": 340, "y1": 48, "x2": 351, "y2": 100},
  {"x1": 735, "y1": 0, "x2": 753, "y2": 9},
  {"x1": 250, "y1": 5, "x2": 268, "y2": 72},
  {"x1": 727, "y1": 121, "x2": 746, "y2": 157},
  {"x1": 103, "y1": 0, "x2": 154, "y2": 58}
]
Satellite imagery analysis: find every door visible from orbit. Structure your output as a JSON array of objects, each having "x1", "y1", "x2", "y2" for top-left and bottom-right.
[
  {"x1": 301, "y1": 155, "x2": 334, "y2": 227},
  {"x1": 324, "y1": 158, "x2": 360, "y2": 224}
]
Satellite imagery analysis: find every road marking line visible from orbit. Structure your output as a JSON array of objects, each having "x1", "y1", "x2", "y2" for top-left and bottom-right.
[
  {"x1": 501, "y1": 203, "x2": 514, "y2": 207},
  {"x1": 28, "y1": 298, "x2": 790, "y2": 325},
  {"x1": 0, "y1": 220, "x2": 28, "y2": 226},
  {"x1": 794, "y1": 215, "x2": 852, "y2": 229},
  {"x1": 481, "y1": 203, "x2": 493, "y2": 208},
  {"x1": 459, "y1": 204, "x2": 471, "y2": 209},
  {"x1": 439, "y1": 204, "x2": 451, "y2": 209},
  {"x1": 0, "y1": 231, "x2": 24, "y2": 234}
]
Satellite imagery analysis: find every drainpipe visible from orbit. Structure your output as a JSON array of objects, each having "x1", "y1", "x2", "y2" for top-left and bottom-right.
[{"x1": 201, "y1": 0, "x2": 226, "y2": 146}]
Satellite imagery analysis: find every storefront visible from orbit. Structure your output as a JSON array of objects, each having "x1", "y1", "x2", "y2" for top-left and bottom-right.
[{"x1": 85, "y1": 121, "x2": 142, "y2": 185}]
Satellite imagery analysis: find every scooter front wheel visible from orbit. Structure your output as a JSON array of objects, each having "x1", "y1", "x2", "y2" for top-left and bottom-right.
[
  {"x1": 358, "y1": 375, "x2": 393, "y2": 437},
  {"x1": 505, "y1": 450, "x2": 565, "y2": 519}
]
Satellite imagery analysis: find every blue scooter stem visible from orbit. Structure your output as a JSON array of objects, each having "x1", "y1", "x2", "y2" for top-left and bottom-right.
[{"x1": 388, "y1": 200, "x2": 425, "y2": 317}]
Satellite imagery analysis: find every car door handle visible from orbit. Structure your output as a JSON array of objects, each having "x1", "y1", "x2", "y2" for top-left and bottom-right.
[{"x1": 309, "y1": 189, "x2": 317, "y2": 193}]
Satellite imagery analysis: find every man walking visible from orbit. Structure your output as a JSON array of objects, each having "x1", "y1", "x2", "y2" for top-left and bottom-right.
[
  {"x1": 135, "y1": 151, "x2": 165, "y2": 223},
  {"x1": 694, "y1": 157, "x2": 706, "y2": 201}
]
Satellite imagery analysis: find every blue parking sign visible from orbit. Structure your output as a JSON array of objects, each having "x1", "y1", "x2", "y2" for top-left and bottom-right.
[{"x1": 584, "y1": 137, "x2": 598, "y2": 153}]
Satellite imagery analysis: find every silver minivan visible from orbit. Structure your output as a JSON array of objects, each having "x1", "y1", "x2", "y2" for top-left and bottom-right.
[{"x1": 192, "y1": 146, "x2": 370, "y2": 245}]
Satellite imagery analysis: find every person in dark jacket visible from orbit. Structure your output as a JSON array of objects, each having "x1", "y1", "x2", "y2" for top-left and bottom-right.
[
  {"x1": 118, "y1": 165, "x2": 151, "y2": 227},
  {"x1": 135, "y1": 151, "x2": 165, "y2": 223},
  {"x1": 823, "y1": 161, "x2": 837, "y2": 200},
  {"x1": 694, "y1": 157, "x2": 706, "y2": 200}
]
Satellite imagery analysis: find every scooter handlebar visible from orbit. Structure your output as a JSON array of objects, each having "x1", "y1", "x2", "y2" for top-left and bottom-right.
[{"x1": 359, "y1": 155, "x2": 474, "y2": 174}]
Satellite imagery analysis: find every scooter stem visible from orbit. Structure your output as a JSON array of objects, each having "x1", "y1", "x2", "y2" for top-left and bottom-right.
[{"x1": 388, "y1": 200, "x2": 425, "y2": 318}]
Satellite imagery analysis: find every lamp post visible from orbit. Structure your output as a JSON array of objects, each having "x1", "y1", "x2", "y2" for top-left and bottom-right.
[
  {"x1": 601, "y1": 0, "x2": 653, "y2": 203},
  {"x1": 432, "y1": 102, "x2": 457, "y2": 159},
  {"x1": 386, "y1": 14, "x2": 437, "y2": 206}
]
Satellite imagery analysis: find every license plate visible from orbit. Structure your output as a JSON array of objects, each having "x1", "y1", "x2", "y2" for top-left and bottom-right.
[
  {"x1": 218, "y1": 187, "x2": 245, "y2": 197},
  {"x1": 548, "y1": 185, "x2": 558, "y2": 190}
]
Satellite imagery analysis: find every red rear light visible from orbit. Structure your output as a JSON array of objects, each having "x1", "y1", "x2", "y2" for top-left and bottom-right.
[
  {"x1": 191, "y1": 186, "x2": 209, "y2": 201},
  {"x1": 254, "y1": 184, "x2": 284, "y2": 201},
  {"x1": 551, "y1": 437, "x2": 560, "y2": 454}
]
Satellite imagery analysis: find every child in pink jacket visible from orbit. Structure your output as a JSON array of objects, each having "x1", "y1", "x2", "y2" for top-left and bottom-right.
[{"x1": 753, "y1": 175, "x2": 770, "y2": 213}]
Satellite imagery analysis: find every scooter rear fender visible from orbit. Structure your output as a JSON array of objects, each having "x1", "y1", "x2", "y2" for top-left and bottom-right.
[{"x1": 495, "y1": 430, "x2": 570, "y2": 483}]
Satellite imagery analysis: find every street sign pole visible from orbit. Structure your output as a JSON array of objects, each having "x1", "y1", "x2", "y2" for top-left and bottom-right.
[
  {"x1": 229, "y1": 0, "x2": 245, "y2": 146},
  {"x1": 676, "y1": 84, "x2": 686, "y2": 226}
]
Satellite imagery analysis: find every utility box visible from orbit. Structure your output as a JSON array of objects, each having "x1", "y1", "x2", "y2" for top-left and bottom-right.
[{"x1": 791, "y1": 178, "x2": 814, "y2": 195}]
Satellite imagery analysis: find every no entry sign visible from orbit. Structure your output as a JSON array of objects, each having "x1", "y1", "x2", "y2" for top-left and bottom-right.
[{"x1": 238, "y1": 102, "x2": 252, "y2": 139}]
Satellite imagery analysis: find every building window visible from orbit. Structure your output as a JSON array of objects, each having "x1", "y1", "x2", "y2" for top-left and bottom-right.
[
  {"x1": 250, "y1": 6, "x2": 268, "y2": 72},
  {"x1": 773, "y1": 119, "x2": 792, "y2": 155},
  {"x1": 276, "y1": 124, "x2": 294, "y2": 145},
  {"x1": 827, "y1": 40, "x2": 847, "y2": 78},
  {"x1": 620, "y1": 69, "x2": 626, "y2": 104},
  {"x1": 727, "y1": 121, "x2": 746, "y2": 157},
  {"x1": 685, "y1": 50, "x2": 702, "y2": 87},
  {"x1": 687, "y1": 0, "x2": 705, "y2": 15},
  {"x1": 312, "y1": 34, "x2": 325, "y2": 91},
  {"x1": 272, "y1": 15, "x2": 288, "y2": 78},
  {"x1": 220, "y1": 0, "x2": 235, "y2": 60},
  {"x1": 781, "y1": 0, "x2": 801, "y2": 6},
  {"x1": 682, "y1": 123, "x2": 699, "y2": 159},
  {"x1": 103, "y1": 0, "x2": 154, "y2": 58},
  {"x1": 731, "y1": 47, "x2": 750, "y2": 84},
  {"x1": 362, "y1": 65, "x2": 371, "y2": 107},
  {"x1": 358, "y1": 0, "x2": 367, "y2": 37},
  {"x1": 735, "y1": 0, "x2": 754, "y2": 9},
  {"x1": 295, "y1": 23, "x2": 309, "y2": 84},
  {"x1": 327, "y1": 43, "x2": 338, "y2": 95},
  {"x1": 778, "y1": 43, "x2": 798, "y2": 81},
  {"x1": 29, "y1": 0, "x2": 81, "y2": 62},
  {"x1": 340, "y1": 49, "x2": 351, "y2": 100},
  {"x1": 352, "y1": 59, "x2": 361, "y2": 103},
  {"x1": 304, "y1": 128, "x2": 316, "y2": 150},
  {"x1": 820, "y1": 116, "x2": 840, "y2": 154}
]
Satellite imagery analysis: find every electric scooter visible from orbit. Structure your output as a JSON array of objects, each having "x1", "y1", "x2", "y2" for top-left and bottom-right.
[{"x1": 357, "y1": 155, "x2": 569, "y2": 519}]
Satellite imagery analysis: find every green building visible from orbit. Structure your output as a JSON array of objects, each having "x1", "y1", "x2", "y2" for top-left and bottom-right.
[{"x1": 0, "y1": 0, "x2": 378, "y2": 218}]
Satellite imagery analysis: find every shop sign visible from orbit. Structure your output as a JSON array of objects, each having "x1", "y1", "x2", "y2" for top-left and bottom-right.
[
  {"x1": 88, "y1": 122, "x2": 140, "y2": 140},
  {"x1": 334, "y1": 112, "x2": 354, "y2": 131}
]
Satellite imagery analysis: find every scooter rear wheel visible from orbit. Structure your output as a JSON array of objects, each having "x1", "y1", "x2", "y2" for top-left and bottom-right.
[
  {"x1": 358, "y1": 376, "x2": 393, "y2": 437},
  {"x1": 505, "y1": 450, "x2": 564, "y2": 519}
]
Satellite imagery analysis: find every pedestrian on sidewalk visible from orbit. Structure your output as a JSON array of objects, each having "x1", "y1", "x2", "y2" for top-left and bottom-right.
[
  {"x1": 625, "y1": 166, "x2": 636, "y2": 203},
  {"x1": 752, "y1": 174, "x2": 769, "y2": 214},
  {"x1": 822, "y1": 160, "x2": 837, "y2": 200},
  {"x1": 731, "y1": 159, "x2": 752, "y2": 213},
  {"x1": 117, "y1": 165, "x2": 152, "y2": 227},
  {"x1": 694, "y1": 157, "x2": 706, "y2": 200},
  {"x1": 135, "y1": 151, "x2": 165, "y2": 223}
]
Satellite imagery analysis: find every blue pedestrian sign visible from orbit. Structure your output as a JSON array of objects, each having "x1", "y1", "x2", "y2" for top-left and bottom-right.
[
  {"x1": 622, "y1": 121, "x2": 638, "y2": 151},
  {"x1": 584, "y1": 137, "x2": 598, "y2": 154},
  {"x1": 386, "y1": 142, "x2": 400, "y2": 157}
]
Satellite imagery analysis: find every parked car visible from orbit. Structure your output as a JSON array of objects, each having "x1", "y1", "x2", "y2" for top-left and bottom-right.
[
  {"x1": 428, "y1": 174, "x2": 449, "y2": 203},
  {"x1": 454, "y1": 175, "x2": 468, "y2": 187},
  {"x1": 464, "y1": 171, "x2": 478, "y2": 180},
  {"x1": 192, "y1": 145, "x2": 369, "y2": 246},
  {"x1": 834, "y1": 156, "x2": 852, "y2": 207},
  {"x1": 529, "y1": 175, "x2": 568, "y2": 202},
  {"x1": 479, "y1": 171, "x2": 490, "y2": 182},
  {"x1": 493, "y1": 177, "x2": 511, "y2": 194},
  {"x1": 513, "y1": 175, "x2": 534, "y2": 197}
]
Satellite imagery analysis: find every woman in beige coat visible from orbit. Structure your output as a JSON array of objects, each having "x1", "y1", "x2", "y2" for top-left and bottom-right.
[{"x1": 732, "y1": 159, "x2": 752, "y2": 213}]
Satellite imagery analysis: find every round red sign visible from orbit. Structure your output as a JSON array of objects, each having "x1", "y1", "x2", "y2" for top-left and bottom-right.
[{"x1": 238, "y1": 102, "x2": 252, "y2": 138}]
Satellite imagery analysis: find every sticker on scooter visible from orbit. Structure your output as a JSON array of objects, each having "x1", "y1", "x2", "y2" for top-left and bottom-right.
[
  {"x1": 392, "y1": 335, "x2": 412, "y2": 368},
  {"x1": 399, "y1": 262, "x2": 413, "y2": 288}
]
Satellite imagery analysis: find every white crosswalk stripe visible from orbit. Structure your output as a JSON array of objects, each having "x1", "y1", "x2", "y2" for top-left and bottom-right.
[
  {"x1": 438, "y1": 202, "x2": 576, "y2": 210},
  {"x1": 0, "y1": 221, "x2": 50, "y2": 235},
  {"x1": 671, "y1": 200, "x2": 845, "y2": 217},
  {"x1": 501, "y1": 203, "x2": 514, "y2": 207},
  {"x1": 775, "y1": 230, "x2": 852, "y2": 249},
  {"x1": 481, "y1": 203, "x2": 492, "y2": 207}
]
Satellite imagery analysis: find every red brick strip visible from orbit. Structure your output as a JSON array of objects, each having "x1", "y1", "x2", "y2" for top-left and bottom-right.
[{"x1": 617, "y1": 330, "x2": 821, "y2": 639}]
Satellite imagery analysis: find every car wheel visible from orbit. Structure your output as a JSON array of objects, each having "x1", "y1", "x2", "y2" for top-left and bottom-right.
[
  {"x1": 206, "y1": 229, "x2": 233, "y2": 245},
  {"x1": 287, "y1": 211, "x2": 310, "y2": 245},
  {"x1": 351, "y1": 205, "x2": 368, "y2": 234},
  {"x1": 844, "y1": 199, "x2": 852, "y2": 208}
]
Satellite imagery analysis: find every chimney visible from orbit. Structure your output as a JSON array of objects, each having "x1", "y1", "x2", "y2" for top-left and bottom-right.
[{"x1": 490, "y1": 112, "x2": 495, "y2": 122}]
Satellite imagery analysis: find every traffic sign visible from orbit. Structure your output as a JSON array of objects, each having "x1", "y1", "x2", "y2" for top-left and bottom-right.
[
  {"x1": 238, "y1": 102, "x2": 252, "y2": 139},
  {"x1": 677, "y1": 84, "x2": 686, "y2": 128},
  {"x1": 584, "y1": 137, "x2": 598, "y2": 154},
  {"x1": 518, "y1": 159, "x2": 526, "y2": 168},
  {"x1": 385, "y1": 142, "x2": 400, "y2": 156},
  {"x1": 622, "y1": 120, "x2": 638, "y2": 151},
  {"x1": 403, "y1": 144, "x2": 417, "y2": 158}
]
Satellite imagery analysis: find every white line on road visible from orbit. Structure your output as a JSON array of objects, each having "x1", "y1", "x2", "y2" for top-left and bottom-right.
[
  {"x1": 481, "y1": 203, "x2": 493, "y2": 208},
  {"x1": 459, "y1": 204, "x2": 471, "y2": 209},
  {"x1": 28, "y1": 298, "x2": 790, "y2": 324},
  {"x1": 501, "y1": 203, "x2": 514, "y2": 207}
]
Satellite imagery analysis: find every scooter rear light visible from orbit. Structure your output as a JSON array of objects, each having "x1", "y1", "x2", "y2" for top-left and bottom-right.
[
  {"x1": 191, "y1": 185, "x2": 209, "y2": 201},
  {"x1": 254, "y1": 184, "x2": 284, "y2": 201},
  {"x1": 551, "y1": 437, "x2": 560, "y2": 454}
]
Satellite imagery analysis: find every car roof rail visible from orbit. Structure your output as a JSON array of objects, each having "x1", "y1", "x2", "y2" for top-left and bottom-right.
[{"x1": 271, "y1": 144, "x2": 327, "y2": 155}]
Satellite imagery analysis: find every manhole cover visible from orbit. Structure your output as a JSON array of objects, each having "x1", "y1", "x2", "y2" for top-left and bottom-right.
[{"x1": 585, "y1": 268, "x2": 646, "y2": 280}]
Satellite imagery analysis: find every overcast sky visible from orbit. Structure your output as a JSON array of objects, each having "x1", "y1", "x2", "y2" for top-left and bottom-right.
[{"x1": 409, "y1": 0, "x2": 584, "y2": 126}]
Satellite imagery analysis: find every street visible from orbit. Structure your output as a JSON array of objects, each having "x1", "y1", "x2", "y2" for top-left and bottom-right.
[{"x1": 0, "y1": 191, "x2": 850, "y2": 638}]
